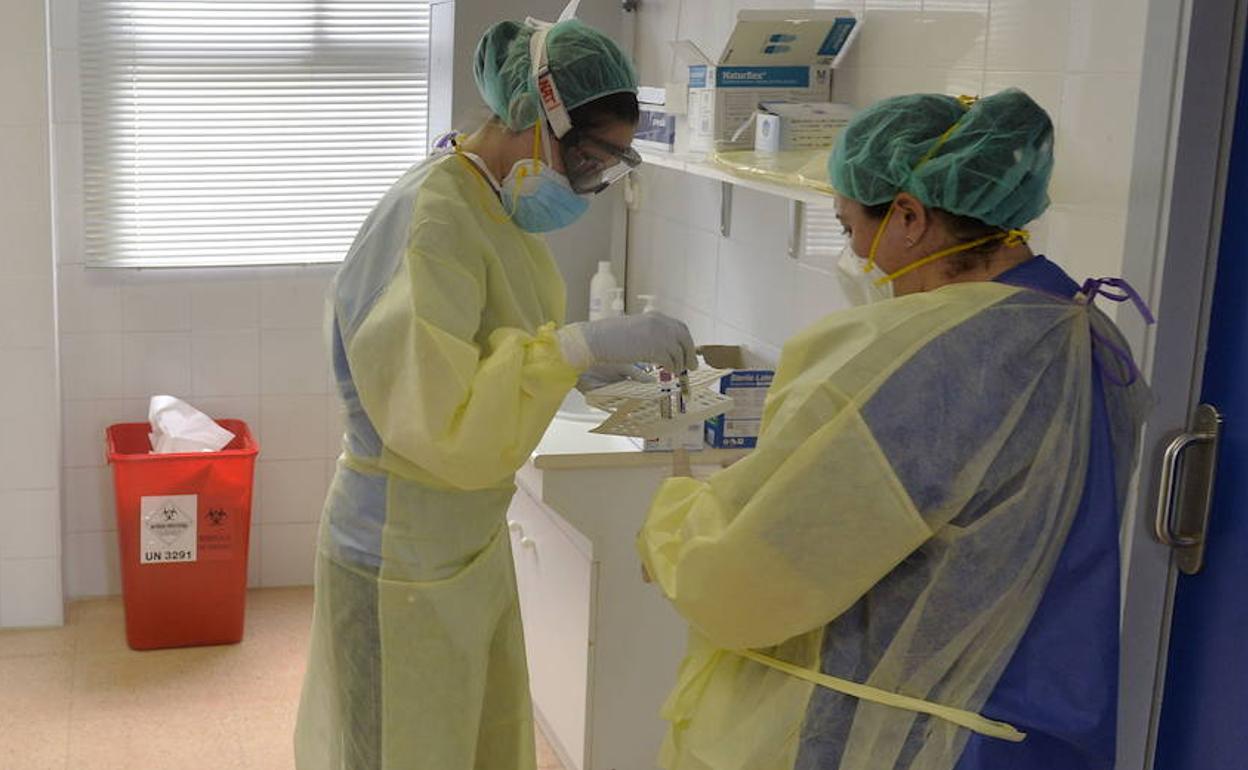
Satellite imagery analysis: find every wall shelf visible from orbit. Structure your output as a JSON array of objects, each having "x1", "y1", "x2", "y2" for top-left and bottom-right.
[
  {"x1": 638, "y1": 149, "x2": 836, "y2": 206},
  {"x1": 637, "y1": 149, "x2": 835, "y2": 257}
]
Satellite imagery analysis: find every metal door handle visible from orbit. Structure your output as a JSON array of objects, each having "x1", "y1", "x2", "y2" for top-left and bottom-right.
[
  {"x1": 1152, "y1": 403, "x2": 1222, "y2": 574},
  {"x1": 1154, "y1": 432, "x2": 1211, "y2": 547}
]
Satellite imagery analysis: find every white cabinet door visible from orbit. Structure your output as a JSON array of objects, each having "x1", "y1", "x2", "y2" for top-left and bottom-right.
[{"x1": 508, "y1": 486, "x2": 593, "y2": 770}]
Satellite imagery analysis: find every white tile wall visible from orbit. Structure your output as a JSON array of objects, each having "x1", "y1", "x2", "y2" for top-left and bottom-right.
[
  {"x1": 630, "y1": 0, "x2": 1146, "y2": 366},
  {"x1": 44, "y1": 0, "x2": 340, "y2": 597},
  {"x1": 0, "y1": 0, "x2": 62, "y2": 628},
  {"x1": 54, "y1": 264, "x2": 339, "y2": 597}
]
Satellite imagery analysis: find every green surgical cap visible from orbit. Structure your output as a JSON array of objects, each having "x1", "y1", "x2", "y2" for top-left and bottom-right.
[
  {"x1": 474, "y1": 19, "x2": 639, "y2": 132},
  {"x1": 828, "y1": 89, "x2": 1055, "y2": 230}
]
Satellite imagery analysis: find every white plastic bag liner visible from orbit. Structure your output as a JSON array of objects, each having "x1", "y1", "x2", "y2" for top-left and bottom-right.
[{"x1": 148, "y1": 395, "x2": 236, "y2": 454}]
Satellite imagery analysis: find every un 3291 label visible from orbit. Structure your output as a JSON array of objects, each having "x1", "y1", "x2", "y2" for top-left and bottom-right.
[{"x1": 140, "y1": 495, "x2": 198, "y2": 565}]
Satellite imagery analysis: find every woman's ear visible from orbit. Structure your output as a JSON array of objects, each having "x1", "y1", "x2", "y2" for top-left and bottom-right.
[{"x1": 893, "y1": 192, "x2": 929, "y2": 248}]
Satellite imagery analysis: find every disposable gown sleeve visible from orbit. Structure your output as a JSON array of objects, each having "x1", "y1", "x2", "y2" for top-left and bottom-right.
[
  {"x1": 345, "y1": 245, "x2": 580, "y2": 491},
  {"x1": 638, "y1": 387, "x2": 933, "y2": 651}
]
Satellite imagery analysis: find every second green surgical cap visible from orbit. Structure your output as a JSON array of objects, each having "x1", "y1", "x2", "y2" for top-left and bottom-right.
[
  {"x1": 474, "y1": 19, "x2": 639, "y2": 132},
  {"x1": 828, "y1": 89, "x2": 1055, "y2": 230}
]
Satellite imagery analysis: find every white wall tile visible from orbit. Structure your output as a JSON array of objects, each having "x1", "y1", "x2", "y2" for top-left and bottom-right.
[
  {"x1": 62, "y1": 400, "x2": 113, "y2": 468},
  {"x1": 669, "y1": 305, "x2": 716, "y2": 347},
  {"x1": 1067, "y1": 0, "x2": 1147, "y2": 75},
  {"x1": 0, "y1": 558, "x2": 63, "y2": 627},
  {"x1": 66, "y1": 531, "x2": 121, "y2": 598},
  {"x1": 795, "y1": 264, "x2": 856, "y2": 331},
  {"x1": 257, "y1": 460, "x2": 329, "y2": 525},
  {"x1": 0, "y1": 0, "x2": 47, "y2": 54},
  {"x1": 259, "y1": 523, "x2": 319, "y2": 587},
  {"x1": 0, "y1": 124, "x2": 51, "y2": 203},
  {"x1": 1043, "y1": 204, "x2": 1128, "y2": 283},
  {"x1": 50, "y1": 51, "x2": 81, "y2": 123},
  {"x1": 247, "y1": 526, "x2": 261, "y2": 588},
  {"x1": 712, "y1": 320, "x2": 782, "y2": 367},
  {"x1": 0, "y1": 348, "x2": 58, "y2": 422},
  {"x1": 683, "y1": 228, "x2": 720, "y2": 316},
  {"x1": 55, "y1": 190, "x2": 85, "y2": 265},
  {"x1": 715, "y1": 239, "x2": 797, "y2": 350},
  {"x1": 1049, "y1": 74, "x2": 1140, "y2": 209},
  {"x1": 191, "y1": 280, "x2": 261, "y2": 331},
  {"x1": 261, "y1": 271, "x2": 333, "y2": 330},
  {"x1": 637, "y1": 166, "x2": 721, "y2": 236},
  {"x1": 261, "y1": 329, "x2": 329, "y2": 395},
  {"x1": 122, "y1": 333, "x2": 193, "y2": 399},
  {"x1": 0, "y1": 489, "x2": 60, "y2": 559},
  {"x1": 0, "y1": 199, "x2": 53, "y2": 277},
  {"x1": 984, "y1": 0, "x2": 1071, "y2": 72},
  {"x1": 192, "y1": 330, "x2": 261, "y2": 397},
  {"x1": 121, "y1": 280, "x2": 193, "y2": 333},
  {"x1": 259, "y1": 395, "x2": 329, "y2": 460},
  {"x1": 64, "y1": 466, "x2": 115, "y2": 535},
  {"x1": 833, "y1": 67, "x2": 985, "y2": 108},
  {"x1": 59, "y1": 265, "x2": 124, "y2": 334},
  {"x1": 0, "y1": 51, "x2": 48, "y2": 126},
  {"x1": 49, "y1": 0, "x2": 79, "y2": 52},
  {"x1": 632, "y1": 0, "x2": 681, "y2": 85},
  {"x1": 728, "y1": 187, "x2": 791, "y2": 254},
  {"x1": 61, "y1": 333, "x2": 124, "y2": 400},
  {"x1": 187, "y1": 395, "x2": 261, "y2": 437},
  {"x1": 643, "y1": 216, "x2": 690, "y2": 305},
  {"x1": 852, "y1": 11, "x2": 927, "y2": 69},
  {"x1": 0, "y1": 274, "x2": 56, "y2": 348},
  {"x1": 626, "y1": 211, "x2": 660, "y2": 300},
  {"x1": 0, "y1": 407, "x2": 60, "y2": 491},
  {"x1": 51, "y1": 120, "x2": 81, "y2": 197}
]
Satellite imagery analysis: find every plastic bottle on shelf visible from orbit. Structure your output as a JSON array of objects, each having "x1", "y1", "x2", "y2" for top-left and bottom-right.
[{"x1": 589, "y1": 261, "x2": 618, "y2": 321}]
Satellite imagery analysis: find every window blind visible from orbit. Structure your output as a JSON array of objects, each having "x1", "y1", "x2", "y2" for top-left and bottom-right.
[
  {"x1": 81, "y1": 0, "x2": 432, "y2": 267},
  {"x1": 803, "y1": 202, "x2": 849, "y2": 264}
]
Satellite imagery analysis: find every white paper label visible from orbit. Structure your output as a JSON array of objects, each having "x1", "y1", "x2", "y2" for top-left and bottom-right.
[{"x1": 140, "y1": 495, "x2": 198, "y2": 565}]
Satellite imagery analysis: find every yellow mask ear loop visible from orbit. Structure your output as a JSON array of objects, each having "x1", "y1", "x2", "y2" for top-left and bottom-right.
[
  {"x1": 876, "y1": 228, "x2": 1031, "y2": 286},
  {"x1": 451, "y1": 136, "x2": 520, "y2": 226},
  {"x1": 512, "y1": 121, "x2": 544, "y2": 194}
]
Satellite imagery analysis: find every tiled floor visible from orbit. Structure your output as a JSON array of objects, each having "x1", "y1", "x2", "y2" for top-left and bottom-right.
[{"x1": 0, "y1": 588, "x2": 566, "y2": 770}]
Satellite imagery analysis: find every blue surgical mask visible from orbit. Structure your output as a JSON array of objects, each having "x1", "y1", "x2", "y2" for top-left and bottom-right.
[{"x1": 500, "y1": 160, "x2": 589, "y2": 233}]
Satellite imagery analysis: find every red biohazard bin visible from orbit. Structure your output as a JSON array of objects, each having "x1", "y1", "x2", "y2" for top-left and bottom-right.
[{"x1": 106, "y1": 420, "x2": 259, "y2": 651}]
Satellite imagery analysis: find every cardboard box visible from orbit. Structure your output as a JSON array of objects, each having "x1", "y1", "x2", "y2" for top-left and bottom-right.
[
  {"x1": 699, "y1": 346, "x2": 775, "y2": 449},
  {"x1": 637, "y1": 105, "x2": 677, "y2": 152},
  {"x1": 675, "y1": 10, "x2": 860, "y2": 152},
  {"x1": 755, "y1": 101, "x2": 856, "y2": 153},
  {"x1": 636, "y1": 420, "x2": 706, "y2": 452}
]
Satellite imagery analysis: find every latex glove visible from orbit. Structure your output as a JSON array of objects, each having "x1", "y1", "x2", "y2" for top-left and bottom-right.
[
  {"x1": 576, "y1": 363, "x2": 655, "y2": 394},
  {"x1": 558, "y1": 313, "x2": 698, "y2": 374}
]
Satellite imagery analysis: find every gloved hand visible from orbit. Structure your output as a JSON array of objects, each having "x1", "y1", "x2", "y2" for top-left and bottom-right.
[
  {"x1": 576, "y1": 363, "x2": 654, "y2": 394},
  {"x1": 558, "y1": 313, "x2": 698, "y2": 374}
]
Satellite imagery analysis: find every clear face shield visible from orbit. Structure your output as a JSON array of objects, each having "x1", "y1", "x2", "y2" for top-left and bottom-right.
[{"x1": 559, "y1": 129, "x2": 642, "y2": 195}]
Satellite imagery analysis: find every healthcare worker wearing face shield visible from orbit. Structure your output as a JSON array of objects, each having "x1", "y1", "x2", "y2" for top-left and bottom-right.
[
  {"x1": 637, "y1": 89, "x2": 1154, "y2": 770},
  {"x1": 294, "y1": 8, "x2": 697, "y2": 770}
]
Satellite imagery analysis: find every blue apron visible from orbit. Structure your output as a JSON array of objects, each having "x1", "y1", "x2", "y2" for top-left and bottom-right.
[{"x1": 952, "y1": 256, "x2": 1121, "y2": 770}]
